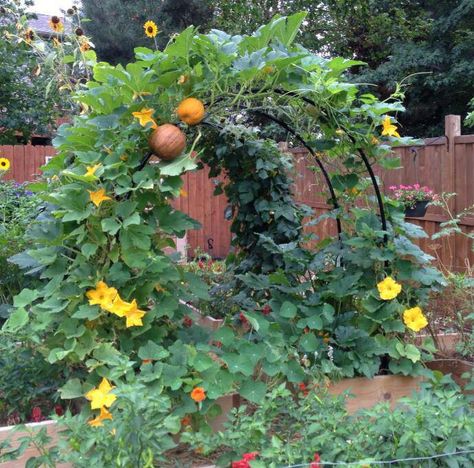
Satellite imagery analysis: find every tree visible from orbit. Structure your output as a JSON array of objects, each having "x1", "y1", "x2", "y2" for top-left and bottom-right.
[
  {"x1": 81, "y1": 0, "x2": 213, "y2": 64},
  {"x1": 0, "y1": 0, "x2": 58, "y2": 143},
  {"x1": 352, "y1": 0, "x2": 474, "y2": 136}
]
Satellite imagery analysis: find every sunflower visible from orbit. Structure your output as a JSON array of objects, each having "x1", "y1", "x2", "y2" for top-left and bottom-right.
[
  {"x1": 48, "y1": 16, "x2": 64, "y2": 33},
  {"x1": 80, "y1": 41, "x2": 91, "y2": 52},
  {"x1": 144, "y1": 20, "x2": 158, "y2": 38},
  {"x1": 0, "y1": 158, "x2": 11, "y2": 171},
  {"x1": 24, "y1": 28, "x2": 34, "y2": 44}
]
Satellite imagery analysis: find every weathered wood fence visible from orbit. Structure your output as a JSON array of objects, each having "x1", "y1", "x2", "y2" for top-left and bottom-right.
[{"x1": 1, "y1": 115, "x2": 473, "y2": 271}]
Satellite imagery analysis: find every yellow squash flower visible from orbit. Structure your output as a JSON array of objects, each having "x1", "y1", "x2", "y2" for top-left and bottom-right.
[
  {"x1": 85, "y1": 164, "x2": 101, "y2": 177},
  {"x1": 132, "y1": 108, "x2": 158, "y2": 129},
  {"x1": 0, "y1": 158, "x2": 11, "y2": 171},
  {"x1": 403, "y1": 306, "x2": 428, "y2": 332},
  {"x1": 381, "y1": 116, "x2": 400, "y2": 138},
  {"x1": 85, "y1": 378, "x2": 117, "y2": 410},
  {"x1": 107, "y1": 295, "x2": 132, "y2": 318},
  {"x1": 86, "y1": 281, "x2": 118, "y2": 310},
  {"x1": 123, "y1": 299, "x2": 146, "y2": 327},
  {"x1": 377, "y1": 276, "x2": 402, "y2": 301},
  {"x1": 144, "y1": 20, "x2": 158, "y2": 38},
  {"x1": 88, "y1": 188, "x2": 112, "y2": 207},
  {"x1": 88, "y1": 406, "x2": 113, "y2": 427}
]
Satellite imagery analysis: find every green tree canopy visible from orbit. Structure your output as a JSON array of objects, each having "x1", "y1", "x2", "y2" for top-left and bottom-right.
[
  {"x1": 81, "y1": 0, "x2": 213, "y2": 64},
  {"x1": 0, "y1": 0, "x2": 58, "y2": 143}
]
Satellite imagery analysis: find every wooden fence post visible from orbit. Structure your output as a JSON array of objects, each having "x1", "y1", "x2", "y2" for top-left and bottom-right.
[{"x1": 444, "y1": 115, "x2": 461, "y2": 269}]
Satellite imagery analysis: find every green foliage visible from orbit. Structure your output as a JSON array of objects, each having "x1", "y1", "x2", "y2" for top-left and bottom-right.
[
  {"x1": 185, "y1": 380, "x2": 474, "y2": 467},
  {"x1": 0, "y1": 0, "x2": 58, "y2": 143},
  {"x1": 0, "y1": 333, "x2": 67, "y2": 425},
  {"x1": 0, "y1": 179, "x2": 42, "y2": 320},
  {"x1": 0, "y1": 14, "x2": 450, "y2": 464},
  {"x1": 81, "y1": 0, "x2": 213, "y2": 64}
]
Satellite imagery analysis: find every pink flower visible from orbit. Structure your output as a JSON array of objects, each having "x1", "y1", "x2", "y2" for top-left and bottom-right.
[
  {"x1": 414, "y1": 183, "x2": 420, "y2": 189},
  {"x1": 389, "y1": 185, "x2": 397, "y2": 190}
]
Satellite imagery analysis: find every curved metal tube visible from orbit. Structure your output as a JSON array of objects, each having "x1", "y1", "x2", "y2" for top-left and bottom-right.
[{"x1": 247, "y1": 108, "x2": 342, "y2": 239}]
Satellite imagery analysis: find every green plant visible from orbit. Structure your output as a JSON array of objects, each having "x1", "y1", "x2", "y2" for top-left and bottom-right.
[
  {"x1": 184, "y1": 380, "x2": 474, "y2": 467},
  {"x1": 1, "y1": 13, "x2": 448, "y2": 464},
  {"x1": 184, "y1": 249, "x2": 238, "y2": 319},
  {"x1": 0, "y1": 333, "x2": 68, "y2": 425},
  {"x1": 0, "y1": 179, "x2": 42, "y2": 321}
]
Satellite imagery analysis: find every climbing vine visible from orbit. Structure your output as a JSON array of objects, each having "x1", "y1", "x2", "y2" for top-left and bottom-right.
[{"x1": 2, "y1": 13, "x2": 446, "y2": 463}]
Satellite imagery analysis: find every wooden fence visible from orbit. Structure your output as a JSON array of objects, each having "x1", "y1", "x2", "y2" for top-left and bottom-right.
[{"x1": 1, "y1": 115, "x2": 473, "y2": 271}]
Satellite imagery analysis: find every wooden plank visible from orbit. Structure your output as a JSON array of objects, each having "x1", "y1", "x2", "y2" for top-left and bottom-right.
[
  {"x1": 328, "y1": 375, "x2": 423, "y2": 414},
  {"x1": 12, "y1": 146, "x2": 25, "y2": 183},
  {"x1": 0, "y1": 420, "x2": 71, "y2": 468}
]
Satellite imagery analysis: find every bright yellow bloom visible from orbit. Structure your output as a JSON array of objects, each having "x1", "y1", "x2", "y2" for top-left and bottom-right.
[
  {"x1": 377, "y1": 277, "x2": 402, "y2": 301},
  {"x1": 123, "y1": 299, "x2": 146, "y2": 327},
  {"x1": 86, "y1": 281, "x2": 118, "y2": 310},
  {"x1": 132, "y1": 108, "x2": 158, "y2": 129},
  {"x1": 403, "y1": 306, "x2": 428, "y2": 332},
  {"x1": 0, "y1": 158, "x2": 11, "y2": 171},
  {"x1": 144, "y1": 20, "x2": 158, "y2": 38},
  {"x1": 88, "y1": 406, "x2": 113, "y2": 427},
  {"x1": 179, "y1": 188, "x2": 188, "y2": 197},
  {"x1": 85, "y1": 378, "x2": 117, "y2": 410},
  {"x1": 371, "y1": 136, "x2": 380, "y2": 145},
  {"x1": 85, "y1": 164, "x2": 101, "y2": 177},
  {"x1": 24, "y1": 28, "x2": 34, "y2": 44},
  {"x1": 381, "y1": 116, "x2": 401, "y2": 138},
  {"x1": 88, "y1": 188, "x2": 112, "y2": 207},
  {"x1": 107, "y1": 295, "x2": 131, "y2": 318}
]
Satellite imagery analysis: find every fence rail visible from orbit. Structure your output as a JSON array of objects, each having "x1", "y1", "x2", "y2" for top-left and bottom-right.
[{"x1": 1, "y1": 115, "x2": 473, "y2": 271}]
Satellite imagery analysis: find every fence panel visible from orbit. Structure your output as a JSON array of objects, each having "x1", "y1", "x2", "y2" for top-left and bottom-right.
[{"x1": 1, "y1": 120, "x2": 473, "y2": 269}]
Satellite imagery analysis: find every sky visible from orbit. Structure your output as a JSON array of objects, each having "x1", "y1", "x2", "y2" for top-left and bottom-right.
[{"x1": 27, "y1": 0, "x2": 78, "y2": 15}]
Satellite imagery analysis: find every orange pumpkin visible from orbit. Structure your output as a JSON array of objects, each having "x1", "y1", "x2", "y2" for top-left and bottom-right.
[
  {"x1": 177, "y1": 97, "x2": 205, "y2": 126},
  {"x1": 148, "y1": 124, "x2": 186, "y2": 161}
]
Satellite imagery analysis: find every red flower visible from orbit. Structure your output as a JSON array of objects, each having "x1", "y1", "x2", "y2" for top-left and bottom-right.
[
  {"x1": 183, "y1": 315, "x2": 193, "y2": 327},
  {"x1": 213, "y1": 340, "x2": 223, "y2": 348},
  {"x1": 198, "y1": 260, "x2": 205, "y2": 269},
  {"x1": 239, "y1": 312, "x2": 248, "y2": 325},
  {"x1": 54, "y1": 405, "x2": 64, "y2": 416},
  {"x1": 232, "y1": 452, "x2": 259, "y2": 468},
  {"x1": 299, "y1": 382, "x2": 309, "y2": 396},
  {"x1": 310, "y1": 452, "x2": 321, "y2": 468},
  {"x1": 31, "y1": 406, "x2": 43, "y2": 422},
  {"x1": 261, "y1": 304, "x2": 271, "y2": 315}
]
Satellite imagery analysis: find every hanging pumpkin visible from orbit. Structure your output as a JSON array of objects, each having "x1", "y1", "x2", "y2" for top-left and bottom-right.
[
  {"x1": 177, "y1": 98, "x2": 205, "y2": 126},
  {"x1": 148, "y1": 124, "x2": 186, "y2": 161}
]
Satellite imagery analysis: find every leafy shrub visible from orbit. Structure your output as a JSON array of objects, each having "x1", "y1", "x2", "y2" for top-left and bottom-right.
[
  {"x1": 183, "y1": 249, "x2": 238, "y2": 319},
  {"x1": 0, "y1": 333, "x2": 68, "y2": 425},
  {"x1": 184, "y1": 380, "x2": 474, "y2": 467},
  {"x1": 0, "y1": 180, "x2": 41, "y2": 321}
]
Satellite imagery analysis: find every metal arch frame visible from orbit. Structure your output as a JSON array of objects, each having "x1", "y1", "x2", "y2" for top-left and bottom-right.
[{"x1": 270, "y1": 88, "x2": 388, "y2": 237}]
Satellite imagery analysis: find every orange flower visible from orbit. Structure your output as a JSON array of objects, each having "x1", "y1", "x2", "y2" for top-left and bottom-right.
[
  {"x1": 181, "y1": 415, "x2": 192, "y2": 426},
  {"x1": 190, "y1": 387, "x2": 206, "y2": 402}
]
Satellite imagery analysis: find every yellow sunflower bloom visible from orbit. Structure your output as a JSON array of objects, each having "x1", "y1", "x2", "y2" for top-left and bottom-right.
[
  {"x1": 403, "y1": 306, "x2": 428, "y2": 332},
  {"x1": 48, "y1": 16, "x2": 64, "y2": 33},
  {"x1": 85, "y1": 164, "x2": 101, "y2": 177},
  {"x1": 85, "y1": 378, "x2": 116, "y2": 410},
  {"x1": 0, "y1": 158, "x2": 11, "y2": 171},
  {"x1": 24, "y1": 28, "x2": 34, "y2": 44},
  {"x1": 88, "y1": 188, "x2": 112, "y2": 207},
  {"x1": 144, "y1": 20, "x2": 158, "y2": 38},
  {"x1": 132, "y1": 108, "x2": 158, "y2": 129},
  {"x1": 86, "y1": 281, "x2": 118, "y2": 310},
  {"x1": 377, "y1": 276, "x2": 402, "y2": 301},
  {"x1": 88, "y1": 406, "x2": 113, "y2": 427},
  {"x1": 381, "y1": 116, "x2": 401, "y2": 138}
]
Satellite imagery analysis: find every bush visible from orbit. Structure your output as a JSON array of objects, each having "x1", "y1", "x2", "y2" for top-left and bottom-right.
[
  {"x1": 0, "y1": 180, "x2": 41, "y2": 321},
  {"x1": 184, "y1": 380, "x2": 474, "y2": 467}
]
